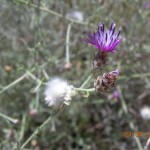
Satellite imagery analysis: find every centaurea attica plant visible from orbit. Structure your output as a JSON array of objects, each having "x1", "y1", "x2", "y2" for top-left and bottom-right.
[
  {"x1": 44, "y1": 21, "x2": 122, "y2": 108},
  {"x1": 84, "y1": 22, "x2": 122, "y2": 69},
  {"x1": 21, "y1": 21, "x2": 123, "y2": 149},
  {"x1": 84, "y1": 22, "x2": 122, "y2": 52}
]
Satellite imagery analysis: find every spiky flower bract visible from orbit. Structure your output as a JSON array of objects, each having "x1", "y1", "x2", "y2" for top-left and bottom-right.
[
  {"x1": 44, "y1": 77, "x2": 74, "y2": 107},
  {"x1": 84, "y1": 22, "x2": 122, "y2": 52},
  {"x1": 94, "y1": 69, "x2": 120, "y2": 92}
]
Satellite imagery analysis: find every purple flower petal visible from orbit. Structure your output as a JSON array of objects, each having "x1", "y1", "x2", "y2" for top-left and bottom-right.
[{"x1": 83, "y1": 22, "x2": 122, "y2": 52}]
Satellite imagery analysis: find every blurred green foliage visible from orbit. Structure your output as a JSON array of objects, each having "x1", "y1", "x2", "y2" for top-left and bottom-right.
[{"x1": 0, "y1": 0, "x2": 150, "y2": 149}]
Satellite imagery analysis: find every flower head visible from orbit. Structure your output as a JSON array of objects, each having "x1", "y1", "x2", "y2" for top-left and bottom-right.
[
  {"x1": 94, "y1": 69, "x2": 120, "y2": 92},
  {"x1": 140, "y1": 106, "x2": 150, "y2": 120},
  {"x1": 44, "y1": 78, "x2": 74, "y2": 107},
  {"x1": 66, "y1": 11, "x2": 84, "y2": 22},
  {"x1": 84, "y1": 22, "x2": 122, "y2": 52}
]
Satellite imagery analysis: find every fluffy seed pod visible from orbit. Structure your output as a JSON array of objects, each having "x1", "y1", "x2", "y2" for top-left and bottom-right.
[
  {"x1": 140, "y1": 106, "x2": 150, "y2": 120},
  {"x1": 44, "y1": 78, "x2": 74, "y2": 107}
]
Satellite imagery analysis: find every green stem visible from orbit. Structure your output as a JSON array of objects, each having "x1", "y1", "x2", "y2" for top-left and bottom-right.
[
  {"x1": 20, "y1": 108, "x2": 63, "y2": 149},
  {"x1": 14, "y1": 0, "x2": 89, "y2": 25},
  {"x1": 117, "y1": 86, "x2": 143, "y2": 150},
  {"x1": 19, "y1": 114, "x2": 27, "y2": 142},
  {"x1": 80, "y1": 74, "x2": 93, "y2": 88},
  {"x1": 26, "y1": 71, "x2": 42, "y2": 84},
  {"x1": 21, "y1": 116, "x2": 52, "y2": 149},
  {"x1": 66, "y1": 23, "x2": 72, "y2": 64},
  {"x1": 74, "y1": 87, "x2": 95, "y2": 92},
  {"x1": 0, "y1": 73, "x2": 27, "y2": 95},
  {"x1": 15, "y1": 0, "x2": 62, "y2": 17},
  {"x1": 34, "y1": 0, "x2": 41, "y2": 110},
  {"x1": 0, "y1": 112, "x2": 19, "y2": 124}
]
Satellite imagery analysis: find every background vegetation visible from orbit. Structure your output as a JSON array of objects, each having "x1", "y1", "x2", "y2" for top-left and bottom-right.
[{"x1": 0, "y1": 0, "x2": 150, "y2": 149}]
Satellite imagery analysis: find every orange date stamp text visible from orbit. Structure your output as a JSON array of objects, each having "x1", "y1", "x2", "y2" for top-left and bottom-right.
[{"x1": 122, "y1": 131, "x2": 150, "y2": 138}]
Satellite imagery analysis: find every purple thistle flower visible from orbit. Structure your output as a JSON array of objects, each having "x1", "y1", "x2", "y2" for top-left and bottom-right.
[{"x1": 84, "y1": 22, "x2": 122, "y2": 52}]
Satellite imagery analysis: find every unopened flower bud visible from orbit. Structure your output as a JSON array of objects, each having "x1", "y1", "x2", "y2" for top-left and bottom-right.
[
  {"x1": 94, "y1": 69, "x2": 119, "y2": 92},
  {"x1": 92, "y1": 52, "x2": 108, "y2": 69}
]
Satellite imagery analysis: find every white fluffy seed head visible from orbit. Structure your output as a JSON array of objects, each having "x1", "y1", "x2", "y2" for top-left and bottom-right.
[
  {"x1": 140, "y1": 106, "x2": 150, "y2": 120},
  {"x1": 44, "y1": 77, "x2": 74, "y2": 107},
  {"x1": 66, "y1": 11, "x2": 84, "y2": 22}
]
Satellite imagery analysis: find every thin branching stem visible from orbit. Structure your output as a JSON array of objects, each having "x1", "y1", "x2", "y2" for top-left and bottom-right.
[
  {"x1": 35, "y1": 1, "x2": 41, "y2": 110},
  {"x1": 144, "y1": 137, "x2": 150, "y2": 150},
  {"x1": 14, "y1": 0, "x2": 89, "y2": 25},
  {"x1": 66, "y1": 23, "x2": 72, "y2": 64},
  {"x1": 80, "y1": 74, "x2": 93, "y2": 88},
  {"x1": 20, "y1": 107, "x2": 64, "y2": 149},
  {"x1": 20, "y1": 116, "x2": 52, "y2": 149},
  {"x1": 0, "y1": 112, "x2": 19, "y2": 124},
  {"x1": 117, "y1": 86, "x2": 143, "y2": 150},
  {"x1": 0, "y1": 73, "x2": 27, "y2": 95},
  {"x1": 74, "y1": 87, "x2": 95, "y2": 92}
]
